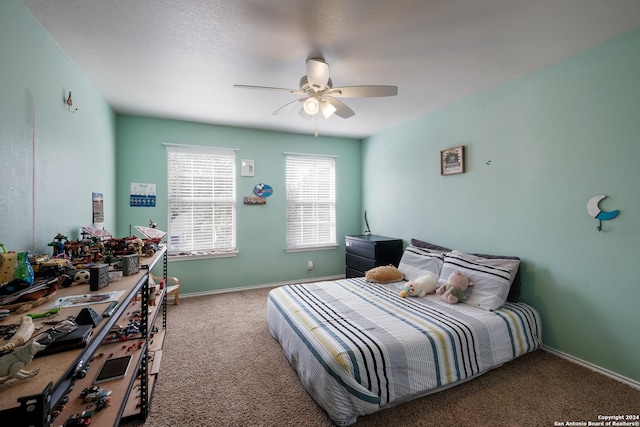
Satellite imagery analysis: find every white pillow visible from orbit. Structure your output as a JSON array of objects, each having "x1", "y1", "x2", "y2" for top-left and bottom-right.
[
  {"x1": 398, "y1": 245, "x2": 446, "y2": 282},
  {"x1": 439, "y1": 251, "x2": 519, "y2": 310}
]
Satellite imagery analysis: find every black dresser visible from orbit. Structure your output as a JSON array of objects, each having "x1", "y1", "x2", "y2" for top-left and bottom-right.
[{"x1": 345, "y1": 235, "x2": 403, "y2": 278}]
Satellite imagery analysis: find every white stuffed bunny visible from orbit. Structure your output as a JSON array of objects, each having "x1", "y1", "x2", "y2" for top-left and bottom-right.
[{"x1": 399, "y1": 274, "x2": 438, "y2": 298}]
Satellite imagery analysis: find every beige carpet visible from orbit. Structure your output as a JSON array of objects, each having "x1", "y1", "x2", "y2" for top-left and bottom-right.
[{"x1": 124, "y1": 287, "x2": 639, "y2": 427}]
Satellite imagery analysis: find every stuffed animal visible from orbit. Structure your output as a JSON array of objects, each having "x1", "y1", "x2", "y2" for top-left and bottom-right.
[
  {"x1": 436, "y1": 270, "x2": 474, "y2": 304},
  {"x1": 399, "y1": 274, "x2": 438, "y2": 298},
  {"x1": 365, "y1": 265, "x2": 404, "y2": 284},
  {"x1": 0, "y1": 340, "x2": 46, "y2": 389}
]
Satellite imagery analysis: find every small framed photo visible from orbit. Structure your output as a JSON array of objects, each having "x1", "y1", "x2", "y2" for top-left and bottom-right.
[
  {"x1": 241, "y1": 159, "x2": 255, "y2": 177},
  {"x1": 440, "y1": 146, "x2": 465, "y2": 176}
]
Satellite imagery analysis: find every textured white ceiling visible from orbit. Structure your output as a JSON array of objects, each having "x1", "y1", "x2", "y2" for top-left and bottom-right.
[{"x1": 23, "y1": 0, "x2": 640, "y2": 138}]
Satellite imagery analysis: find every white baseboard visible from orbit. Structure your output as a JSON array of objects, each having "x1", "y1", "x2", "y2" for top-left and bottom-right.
[
  {"x1": 541, "y1": 345, "x2": 640, "y2": 390},
  {"x1": 177, "y1": 274, "x2": 346, "y2": 299}
]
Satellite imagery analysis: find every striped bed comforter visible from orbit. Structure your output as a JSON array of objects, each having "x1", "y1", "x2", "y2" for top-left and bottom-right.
[{"x1": 267, "y1": 278, "x2": 542, "y2": 426}]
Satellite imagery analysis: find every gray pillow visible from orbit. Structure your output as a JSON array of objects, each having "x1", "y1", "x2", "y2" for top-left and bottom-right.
[
  {"x1": 410, "y1": 238, "x2": 522, "y2": 302},
  {"x1": 398, "y1": 245, "x2": 446, "y2": 282}
]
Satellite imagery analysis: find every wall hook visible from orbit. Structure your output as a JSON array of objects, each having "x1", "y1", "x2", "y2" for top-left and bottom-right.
[
  {"x1": 586, "y1": 195, "x2": 619, "y2": 231},
  {"x1": 66, "y1": 91, "x2": 77, "y2": 113}
]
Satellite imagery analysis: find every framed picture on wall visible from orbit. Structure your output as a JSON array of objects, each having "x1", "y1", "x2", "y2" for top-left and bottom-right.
[
  {"x1": 241, "y1": 159, "x2": 255, "y2": 177},
  {"x1": 92, "y1": 192, "x2": 104, "y2": 224},
  {"x1": 440, "y1": 145, "x2": 465, "y2": 176}
]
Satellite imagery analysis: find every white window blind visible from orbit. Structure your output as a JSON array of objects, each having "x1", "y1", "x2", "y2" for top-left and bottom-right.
[
  {"x1": 167, "y1": 145, "x2": 236, "y2": 256},
  {"x1": 285, "y1": 154, "x2": 336, "y2": 250}
]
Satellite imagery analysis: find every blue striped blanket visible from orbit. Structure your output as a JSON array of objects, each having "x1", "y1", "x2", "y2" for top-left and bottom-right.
[{"x1": 267, "y1": 278, "x2": 542, "y2": 426}]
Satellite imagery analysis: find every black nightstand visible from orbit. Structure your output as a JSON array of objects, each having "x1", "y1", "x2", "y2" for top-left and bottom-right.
[{"x1": 345, "y1": 235, "x2": 403, "y2": 278}]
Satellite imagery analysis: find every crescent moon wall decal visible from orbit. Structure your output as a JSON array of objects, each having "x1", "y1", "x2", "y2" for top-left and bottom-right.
[
  {"x1": 586, "y1": 195, "x2": 604, "y2": 218},
  {"x1": 586, "y1": 194, "x2": 620, "y2": 220}
]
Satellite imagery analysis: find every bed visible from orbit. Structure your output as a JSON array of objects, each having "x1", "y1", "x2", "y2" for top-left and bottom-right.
[{"x1": 267, "y1": 240, "x2": 542, "y2": 426}]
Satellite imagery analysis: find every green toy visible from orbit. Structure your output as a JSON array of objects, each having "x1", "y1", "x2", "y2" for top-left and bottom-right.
[{"x1": 27, "y1": 307, "x2": 61, "y2": 319}]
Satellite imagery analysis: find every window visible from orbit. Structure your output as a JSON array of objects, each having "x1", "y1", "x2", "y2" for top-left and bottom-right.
[
  {"x1": 166, "y1": 145, "x2": 236, "y2": 257},
  {"x1": 285, "y1": 154, "x2": 337, "y2": 251}
]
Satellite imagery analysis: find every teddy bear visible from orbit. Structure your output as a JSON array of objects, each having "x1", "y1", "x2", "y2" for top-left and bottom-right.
[
  {"x1": 399, "y1": 274, "x2": 438, "y2": 298},
  {"x1": 436, "y1": 270, "x2": 474, "y2": 304}
]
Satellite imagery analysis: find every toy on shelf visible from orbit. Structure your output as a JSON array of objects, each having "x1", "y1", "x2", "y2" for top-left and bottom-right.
[
  {"x1": 0, "y1": 316, "x2": 36, "y2": 354},
  {"x1": 80, "y1": 385, "x2": 112, "y2": 411},
  {"x1": 135, "y1": 221, "x2": 167, "y2": 257},
  {"x1": 0, "y1": 340, "x2": 46, "y2": 389},
  {"x1": 151, "y1": 274, "x2": 180, "y2": 305},
  {"x1": 0, "y1": 275, "x2": 66, "y2": 312},
  {"x1": 30, "y1": 255, "x2": 73, "y2": 278},
  {"x1": 81, "y1": 226, "x2": 112, "y2": 241},
  {"x1": 14, "y1": 252, "x2": 34, "y2": 286},
  {"x1": 104, "y1": 237, "x2": 143, "y2": 263},
  {"x1": 1, "y1": 249, "x2": 35, "y2": 292},
  {"x1": 103, "y1": 319, "x2": 142, "y2": 344},
  {"x1": 48, "y1": 233, "x2": 68, "y2": 257},
  {"x1": 63, "y1": 410, "x2": 94, "y2": 426}
]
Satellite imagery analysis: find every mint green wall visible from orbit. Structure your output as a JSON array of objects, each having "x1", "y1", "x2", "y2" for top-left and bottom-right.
[
  {"x1": 0, "y1": 0, "x2": 116, "y2": 252},
  {"x1": 7, "y1": 0, "x2": 637, "y2": 385},
  {"x1": 115, "y1": 115, "x2": 362, "y2": 292},
  {"x1": 362, "y1": 30, "x2": 640, "y2": 382}
]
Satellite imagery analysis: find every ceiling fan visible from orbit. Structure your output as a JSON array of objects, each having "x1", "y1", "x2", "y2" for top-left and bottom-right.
[{"x1": 234, "y1": 58, "x2": 398, "y2": 122}]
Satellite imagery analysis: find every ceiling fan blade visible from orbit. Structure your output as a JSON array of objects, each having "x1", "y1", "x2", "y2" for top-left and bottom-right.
[
  {"x1": 326, "y1": 97, "x2": 355, "y2": 119},
  {"x1": 328, "y1": 85, "x2": 398, "y2": 98},
  {"x1": 233, "y1": 84, "x2": 304, "y2": 95},
  {"x1": 273, "y1": 98, "x2": 305, "y2": 115},
  {"x1": 306, "y1": 58, "x2": 330, "y2": 91}
]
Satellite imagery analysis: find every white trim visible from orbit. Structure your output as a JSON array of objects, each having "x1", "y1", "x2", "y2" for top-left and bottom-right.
[
  {"x1": 168, "y1": 251, "x2": 238, "y2": 261},
  {"x1": 176, "y1": 275, "x2": 345, "y2": 299},
  {"x1": 283, "y1": 151, "x2": 339, "y2": 158},
  {"x1": 541, "y1": 345, "x2": 640, "y2": 390},
  {"x1": 285, "y1": 244, "x2": 339, "y2": 253},
  {"x1": 164, "y1": 142, "x2": 239, "y2": 151}
]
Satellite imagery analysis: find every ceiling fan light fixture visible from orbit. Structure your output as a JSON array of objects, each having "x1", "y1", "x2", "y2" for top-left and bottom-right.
[
  {"x1": 303, "y1": 97, "x2": 320, "y2": 115},
  {"x1": 234, "y1": 58, "x2": 397, "y2": 126},
  {"x1": 320, "y1": 99, "x2": 337, "y2": 119}
]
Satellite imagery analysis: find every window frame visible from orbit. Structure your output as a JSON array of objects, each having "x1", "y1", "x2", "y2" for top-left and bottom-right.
[
  {"x1": 166, "y1": 144, "x2": 237, "y2": 260},
  {"x1": 285, "y1": 153, "x2": 338, "y2": 252}
]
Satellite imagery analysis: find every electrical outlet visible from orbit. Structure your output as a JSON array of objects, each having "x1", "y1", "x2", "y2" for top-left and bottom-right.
[{"x1": 307, "y1": 260, "x2": 313, "y2": 270}]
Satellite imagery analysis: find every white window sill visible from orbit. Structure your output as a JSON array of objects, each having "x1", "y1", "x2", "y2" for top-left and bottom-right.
[
  {"x1": 168, "y1": 251, "x2": 238, "y2": 261},
  {"x1": 284, "y1": 244, "x2": 338, "y2": 253}
]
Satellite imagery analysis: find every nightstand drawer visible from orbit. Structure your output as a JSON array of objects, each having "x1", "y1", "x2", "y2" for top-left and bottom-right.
[
  {"x1": 346, "y1": 253, "x2": 376, "y2": 273},
  {"x1": 345, "y1": 239, "x2": 375, "y2": 259},
  {"x1": 344, "y1": 235, "x2": 403, "y2": 278}
]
